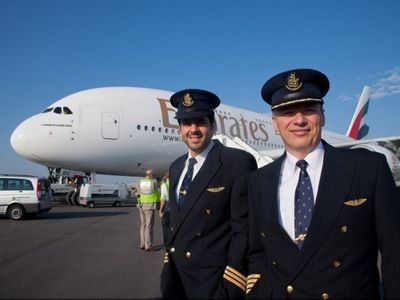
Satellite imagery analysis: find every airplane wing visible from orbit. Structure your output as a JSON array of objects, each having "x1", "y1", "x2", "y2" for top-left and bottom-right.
[
  {"x1": 335, "y1": 136, "x2": 400, "y2": 187},
  {"x1": 333, "y1": 136, "x2": 400, "y2": 149}
]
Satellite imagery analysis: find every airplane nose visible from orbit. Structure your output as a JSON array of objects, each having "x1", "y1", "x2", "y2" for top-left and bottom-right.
[{"x1": 10, "y1": 120, "x2": 30, "y2": 158}]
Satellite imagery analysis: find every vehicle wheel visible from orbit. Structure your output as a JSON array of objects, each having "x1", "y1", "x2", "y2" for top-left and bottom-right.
[
  {"x1": 88, "y1": 202, "x2": 95, "y2": 208},
  {"x1": 114, "y1": 201, "x2": 121, "y2": 207},
  {"x1": 8, "y1": 204, "x2": 25, "y2": 220}
]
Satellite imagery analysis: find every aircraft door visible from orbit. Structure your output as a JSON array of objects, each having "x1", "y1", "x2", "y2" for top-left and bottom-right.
[{"x1": 102, "y1": 112, "x2": 119, "y2": 140}]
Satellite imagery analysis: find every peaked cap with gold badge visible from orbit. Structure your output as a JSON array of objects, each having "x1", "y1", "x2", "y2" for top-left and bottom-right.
[
  {"x1": 170, "y1": 89, "x2": 221, "y2": 119},
  {"x1": 261, "y1": 68, "x2": 330, "y2": 110}
]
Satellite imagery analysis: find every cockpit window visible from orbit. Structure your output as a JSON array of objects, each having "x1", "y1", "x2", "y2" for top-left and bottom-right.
[
  {"x1": 41, "y1": 106, "x2": 73, "y2": 114},
  {"x1": 63, "y1": 107, "x2": 73, "y2": 114},
  {"x1": 42, "y1": 107, "x2": 53, "y2": 113}
]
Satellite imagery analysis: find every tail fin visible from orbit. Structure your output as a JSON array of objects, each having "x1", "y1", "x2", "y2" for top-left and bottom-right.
[{"x1": 346, "y1": 86, "x2": 370, "y2": 140}]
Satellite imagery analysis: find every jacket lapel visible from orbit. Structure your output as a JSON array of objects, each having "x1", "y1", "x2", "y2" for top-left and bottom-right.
[
  {"x1": 255, "y1": 155, "x2": 301, "y2": 254},
  {"x1": 256, "y1": 156, "x2": 282, "y2": 226},
  {"x1": 168, "y1": 155, "x2": 186, "y2": 217}
]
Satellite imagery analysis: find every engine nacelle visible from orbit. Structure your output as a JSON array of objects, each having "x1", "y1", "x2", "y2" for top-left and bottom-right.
[{"x1": 350, "y1": 143, "x2": 400, "y2": 182}]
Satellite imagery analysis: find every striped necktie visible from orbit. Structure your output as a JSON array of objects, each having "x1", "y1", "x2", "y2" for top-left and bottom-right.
[
  {"x1": 294, "y1": 160, "x2": 314, "y2": 249},
  {"x1": 178, "y1": 158, "x2": 197, "y2": 209}
]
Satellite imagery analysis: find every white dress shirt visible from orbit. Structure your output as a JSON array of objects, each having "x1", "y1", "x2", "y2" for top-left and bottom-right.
[{"x1": 277, "y1": 142, "x2": 325, "y2": 241}]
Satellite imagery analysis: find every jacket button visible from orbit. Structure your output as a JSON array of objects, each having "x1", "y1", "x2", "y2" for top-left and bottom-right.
[
  {"x1": 260, "y1": 232, "x2": 267, "y2": 238},
  {"x1": 170, "y1": 247, "x2": 175, "y2": 253},
  {"x1": 286, "y1": 285, "x2": 294, "y2": 294},
  {"x1": 170, "y1": 227, "x2": 174, "y2": 231},
  {"x1": 340, "y1": 226, "x2": 347, "y2": 233},
  {"x1": 333, "y1": 260, "x2": 341, "y2": 268},
  {"x1": 321, "y1": 292, "x2": 330, "y2": 299},
  {"x1": 206, "y1": 209, "x2": 211, "y2": 215},
  {"x1": 185, "y1": 252, "x2": 191, "y2": 258}
]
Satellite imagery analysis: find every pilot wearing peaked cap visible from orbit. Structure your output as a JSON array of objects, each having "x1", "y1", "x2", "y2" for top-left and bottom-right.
[
  {"x1": 246, "y1": 68, "x2": 400, "y2": 300},
  {"x1": 170, "y1": 89, "x2": 221, "y2": 119},
  {"x1": 161, "y1": 87, "x2": 258, "y2": 299},
  {"x1": 261, "y1": 68, "x2": 330, "y2": 110}
]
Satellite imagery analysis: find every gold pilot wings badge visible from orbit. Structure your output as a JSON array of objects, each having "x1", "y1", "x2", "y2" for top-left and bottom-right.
[
  {"x1": 207, "y1": 187, "x2": 225, "y2": 193},
  {"x1": 344, "y1": 198, "x2": 367, "y2": 206}
]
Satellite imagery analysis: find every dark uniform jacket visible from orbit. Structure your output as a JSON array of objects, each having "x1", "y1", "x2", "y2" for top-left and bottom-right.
[
  {"x1": 160, "y1": 140, "x2": 257, "y2": 299},
  {"x1": 247, "y1": 141, "x2": 400, "y2": 299}
]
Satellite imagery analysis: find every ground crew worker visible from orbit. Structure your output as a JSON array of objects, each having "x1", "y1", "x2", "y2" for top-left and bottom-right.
[{"x1": 137, "y1": 169, "x2": 159, "y2": 251}]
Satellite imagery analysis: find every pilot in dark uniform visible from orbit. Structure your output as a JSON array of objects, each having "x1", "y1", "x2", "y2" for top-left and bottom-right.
[
  {"x1": 246, "y1": 69, "x2": 400, "y2": 299},
  {"x1": 160, "y1": 89, "x2": 257, "y2": 299}
]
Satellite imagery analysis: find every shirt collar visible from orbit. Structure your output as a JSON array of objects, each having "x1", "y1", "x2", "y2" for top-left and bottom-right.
[
  {"x1": 285, "y1": 141, "x2": 325, "y2": 173},
  {"x1": 186, "y1": 140, "x2": 215, "y2": 166}
]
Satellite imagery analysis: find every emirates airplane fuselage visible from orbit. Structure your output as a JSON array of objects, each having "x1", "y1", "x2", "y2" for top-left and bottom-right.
[{"x1": 10, "y1": 86, "x2": 400, "y2": 183}]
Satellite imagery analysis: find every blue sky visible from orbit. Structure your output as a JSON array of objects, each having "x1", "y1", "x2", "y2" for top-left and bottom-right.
[{"x1": 1, "y1": 0, "x2": 399, "y2": 183}]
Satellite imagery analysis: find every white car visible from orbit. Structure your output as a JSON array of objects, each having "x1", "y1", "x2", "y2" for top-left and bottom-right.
[{"x1": 0, "y1": 174, "x2": 52, "y2": 220}]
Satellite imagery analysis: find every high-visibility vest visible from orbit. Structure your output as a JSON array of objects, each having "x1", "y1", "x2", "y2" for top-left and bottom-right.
[{"x1": 139, "y1": 178, "x2": 159, "y2": 203}]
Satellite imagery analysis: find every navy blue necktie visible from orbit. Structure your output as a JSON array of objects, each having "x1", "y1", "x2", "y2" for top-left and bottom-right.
[
  {"x1": 178, "y1": 158, "x2": 197, "y2": 210},
  {"x1": 294, "y1": 160, "x2": 314, "y2": 249}
]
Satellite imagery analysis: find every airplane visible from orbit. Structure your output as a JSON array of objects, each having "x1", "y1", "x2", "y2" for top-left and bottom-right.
[{"x1": 10, "y1": 85, "x2": 400, "y2": 184}]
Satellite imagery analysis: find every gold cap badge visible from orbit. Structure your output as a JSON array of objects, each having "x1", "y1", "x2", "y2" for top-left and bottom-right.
[
  {"x1": 286, "y1": 73, "x2": 303, "y2": 91},
  {"x1": 183, "y1": 93, "x2": 194, "y2": 107}
]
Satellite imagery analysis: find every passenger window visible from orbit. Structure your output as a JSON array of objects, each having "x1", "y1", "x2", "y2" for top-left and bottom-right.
[
  {"x1": 54, "y1": 107, "x2": 62, "y2": 114},
  {"x1": 22, "y1": 180, "x2": 34, "y2": 190},
  {"x1": 7, "y1": 180, "x2": 20, "y2": 190},
  {"x1": 63, "y1": 107, "x2": 73, "y2": 115}
]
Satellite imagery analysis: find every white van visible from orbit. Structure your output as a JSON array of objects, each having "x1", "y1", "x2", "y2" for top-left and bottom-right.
[
  {"x1": 0, "y1": 175, "x2": 52, "y2": 220},
  {"x1": 79, "y1": 183, "x2": 129, "y2": 208}
]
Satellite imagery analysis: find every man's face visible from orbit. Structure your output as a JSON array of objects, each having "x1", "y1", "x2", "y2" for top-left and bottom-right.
[
  {"x1": 179, "y1": 116, "x2": 215, "y2": 156},
  {"x1": 272, "y1": 102, "x2": 325, "y2": 159}
]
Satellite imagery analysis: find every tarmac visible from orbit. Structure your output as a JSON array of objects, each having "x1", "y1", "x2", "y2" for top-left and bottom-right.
[
  {"x1": 2, "y1": 188, "x2": 398, "y2": 298},
  {"x1": 0, "y1": 202, "x2": 164, "y2": 299}
]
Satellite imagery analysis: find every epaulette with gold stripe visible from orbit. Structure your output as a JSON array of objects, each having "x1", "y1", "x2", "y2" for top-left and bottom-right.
[
  {"x1": 223, "y1": 265, "x2": 246, "y2": 292},
  {"x1": 246, "y1": 273, "x2": 261, "y2": 294}
]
